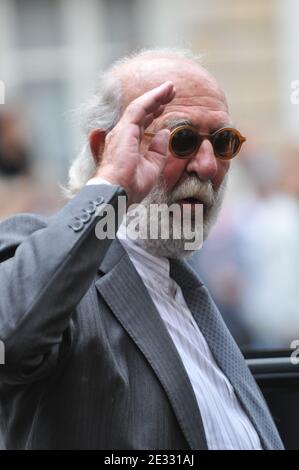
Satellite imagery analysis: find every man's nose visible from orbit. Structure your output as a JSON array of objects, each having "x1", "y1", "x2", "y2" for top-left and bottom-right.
[{"x1": 185, "y1": 139, "x2": 218, "y2": 181}]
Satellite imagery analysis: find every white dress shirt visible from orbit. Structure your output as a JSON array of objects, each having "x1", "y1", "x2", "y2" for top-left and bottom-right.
[{"x1": 88, "y1": 178, "x2": 262, "y2": 450}]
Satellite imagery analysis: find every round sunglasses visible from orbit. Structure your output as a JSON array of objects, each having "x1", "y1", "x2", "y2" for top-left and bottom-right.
[{"x1": 144, "y1": 125, "x2": 246, "y2": 160}]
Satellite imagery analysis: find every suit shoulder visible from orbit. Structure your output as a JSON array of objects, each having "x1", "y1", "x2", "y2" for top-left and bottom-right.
[{"x1": 0, "y1": 212, "x2": 49, "y2": 262}]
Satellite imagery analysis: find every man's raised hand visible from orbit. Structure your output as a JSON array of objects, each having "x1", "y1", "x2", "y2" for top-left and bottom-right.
[{"x1": 94, "y1": 81, "x2": 175, "y2": 204}]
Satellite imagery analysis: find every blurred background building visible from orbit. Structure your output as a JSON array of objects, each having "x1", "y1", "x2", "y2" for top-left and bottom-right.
[{"x1": 0, "y1": 0, "x2": 299, "y2": 351}]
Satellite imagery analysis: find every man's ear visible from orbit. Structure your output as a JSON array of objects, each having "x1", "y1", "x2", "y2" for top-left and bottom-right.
[{"x1": 89, "y1": 129, "x2": 106, "y2": 166}]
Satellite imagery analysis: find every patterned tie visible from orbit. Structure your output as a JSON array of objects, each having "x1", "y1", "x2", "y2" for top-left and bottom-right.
[{"x1": 169, "y1": 258, "x2": 284, "y2": 450}]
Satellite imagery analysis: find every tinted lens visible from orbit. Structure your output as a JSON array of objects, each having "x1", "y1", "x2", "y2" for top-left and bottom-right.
[
  {"x1": 171, "y1": 128, "x2": 198, "y2": 157},
  {"x1": 213, "y1": 129, "x2": 241, "y2": 159}
]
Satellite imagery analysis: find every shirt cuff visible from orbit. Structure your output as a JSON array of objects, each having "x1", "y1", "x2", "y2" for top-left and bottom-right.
[{"x1": 86, "y1": 177, "x2": 112, "y2": 186}]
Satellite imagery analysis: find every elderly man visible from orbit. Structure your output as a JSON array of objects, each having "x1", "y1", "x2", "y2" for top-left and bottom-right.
[{"x1": 0, "y1": 49, "x2": 283, "y2": 450}]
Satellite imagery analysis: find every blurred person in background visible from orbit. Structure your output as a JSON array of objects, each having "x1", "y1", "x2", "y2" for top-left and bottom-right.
[
  {"x1": 193, "y1": 142, "x2": 299, "y2": 350},
  {"x1": 0, "y1": 111, "x2": 31, "y2": 177},
  {"x1": 235, "y1": 146, "x2": 299, "y2": 349},
  {"x1": 0, "y1": 110, "x2": 63, "y2": 219},
  {"x1": 0, "y1": 49, "x2": 283, "y2": 450}
]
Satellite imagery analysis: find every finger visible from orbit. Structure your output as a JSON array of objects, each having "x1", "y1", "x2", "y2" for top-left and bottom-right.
[
  {"x1": 125, "y1": 81, "x2": 175, "y2": 127},
  {"x1": 144, "y1": 129, "x2": 170, "y2": 167},
  {"x1": 152, "y1": 104, "x2": 166, "y2": 119},
  {"x1": 143, "y1": 114, "x2": 154, "y2": 130},
  {"x1": 143, "y1": 105, "x2": 166, "y2": 129},
  {"x1": 132, "y1": 82, "x2": 174, "y2": 121}
]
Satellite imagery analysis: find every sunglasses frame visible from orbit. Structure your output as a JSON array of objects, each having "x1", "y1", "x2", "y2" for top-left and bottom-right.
[{"x1": 144, "y1": 125, "x2": 246, "y2": 160}]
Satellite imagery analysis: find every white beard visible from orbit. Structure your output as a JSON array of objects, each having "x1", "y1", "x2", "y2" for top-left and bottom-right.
[{"x1": 124, "y1": 173, "x2": 228, "y2": 259}]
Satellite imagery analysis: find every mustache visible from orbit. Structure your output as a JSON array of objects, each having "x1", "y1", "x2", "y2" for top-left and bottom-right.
[{"x1": 169, "y1": 176, "x2": 216, "y2": 209}]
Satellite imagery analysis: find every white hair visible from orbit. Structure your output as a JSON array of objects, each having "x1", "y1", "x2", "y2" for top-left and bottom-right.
[{"x1": 65, "y1": 47, "x2": 202, "y2": 198}]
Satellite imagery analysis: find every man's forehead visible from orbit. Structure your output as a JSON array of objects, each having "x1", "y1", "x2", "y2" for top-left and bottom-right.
[{"x1": 119, "y1": 57, "x2": 227, "y2": 108}]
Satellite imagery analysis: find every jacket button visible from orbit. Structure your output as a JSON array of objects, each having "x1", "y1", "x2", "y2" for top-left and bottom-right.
[
  {"x1": 68, "y1": 218, "x2": 84, "y2": 232},
  {"x1": 80, "y1": 210, "x2": 92, "y2": 223},
  {"x1": 94, "y1": 196, "x2": 104, "y2": 206},
  {"x1": 86, "y1": 201, "x2": 97, "y2": 214}
]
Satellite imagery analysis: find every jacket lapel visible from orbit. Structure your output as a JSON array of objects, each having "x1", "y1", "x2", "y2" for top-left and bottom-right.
[
  {"x1": 169, "y1": 258, "x2": 284, "y2": 450},
  {"x1": 95, "y1": 238, "x2": 208, "y2": 450}
]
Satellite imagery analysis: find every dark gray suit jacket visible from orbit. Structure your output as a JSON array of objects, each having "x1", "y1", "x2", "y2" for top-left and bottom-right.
[{"x1": 0, "y1": 184, "x2": 283, "y2": 450}]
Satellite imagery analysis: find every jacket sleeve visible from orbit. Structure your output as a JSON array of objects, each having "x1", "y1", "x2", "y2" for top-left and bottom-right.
[{"x1": 0, "y1": 183, "x2": 127, "y2": 384}]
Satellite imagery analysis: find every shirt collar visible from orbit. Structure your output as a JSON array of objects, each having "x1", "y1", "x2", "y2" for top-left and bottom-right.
[{"x1": 117, "y1": 223, "x2": 175, "y2": 295}]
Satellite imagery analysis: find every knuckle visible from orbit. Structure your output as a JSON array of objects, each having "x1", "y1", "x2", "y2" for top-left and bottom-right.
[{"x1": 127, "y1": 101, "x2": 139, "y2": 115}]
